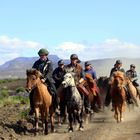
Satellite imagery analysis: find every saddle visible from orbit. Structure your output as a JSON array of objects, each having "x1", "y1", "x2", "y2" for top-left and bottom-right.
[{"x1": 78, "y1": 80, "x2": 90, "y2": 96}]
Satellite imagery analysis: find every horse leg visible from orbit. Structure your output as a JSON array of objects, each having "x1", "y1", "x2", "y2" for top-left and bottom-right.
[
  {"x1": 75, "y1": 110, "x2": 84, "y2": 131},
  {"x1": 34, "y1": 108, "x2": 39, "y2": 135},
  {"x1": 68, "y1": 112, "x2": 73, "y2": 132},
  {"x1": 40, "y1": 107, "x2": 45, "y2": 133},
  {"x1": 50, "y1": 113, "x2": 55, "y2": 132},
  {"x1": 44, "y1": 108, "x2": 49, "y2": 135},
  {"x1": 114, "y1": 106, "x2": 119, "y2": 123}
]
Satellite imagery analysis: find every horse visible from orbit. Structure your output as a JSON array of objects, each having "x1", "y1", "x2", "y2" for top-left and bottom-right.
[
  {"x1": 110, "y1": 71, "x2": 126, "y2": 123},
  {"x1": 97, "y1": 76, "x2": 110, "y2": 110},
  {"x1": 125, "y1": 76, "x2": 139, "y2": 107},
  {"x1": 26, "y1": 69, "x2": 54, "y2": 135},
  {"x1": 84, "y1": 73, "x2": 101, "y2": 110},
  {"x1": 61, "y1": 72, "x2": 84, "y2": 132}
]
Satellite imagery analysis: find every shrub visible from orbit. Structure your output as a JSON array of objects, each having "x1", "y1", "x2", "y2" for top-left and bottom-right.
[
  {"x1": 16, "y1": 87, "x2": 26, "y2": 93},
  {"x1": 1, "y1": 89, "x2": 9, "y2": 98}
]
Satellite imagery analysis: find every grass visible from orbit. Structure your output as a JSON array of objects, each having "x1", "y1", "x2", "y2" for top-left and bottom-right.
[{"x1": 0, "y1": 95, "x2": 29, "y2": 107}]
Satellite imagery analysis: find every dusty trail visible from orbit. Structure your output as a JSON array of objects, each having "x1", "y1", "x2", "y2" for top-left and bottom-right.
[{"x1": 21, "y1": 105, "x2": 140, "y2": 140}]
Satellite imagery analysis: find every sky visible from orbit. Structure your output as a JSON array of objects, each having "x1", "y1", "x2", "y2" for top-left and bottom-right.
[{"x1": 0, "y1": 0, "x2": 140, "y2": 65}]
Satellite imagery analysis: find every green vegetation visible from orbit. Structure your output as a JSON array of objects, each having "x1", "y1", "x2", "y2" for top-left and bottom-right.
[
  {"x1": 1, "y1": 88, "x2": 9, "y2": 98},
  {"x1": 16, "y1": 87, "x2": 26, "y2": 93},
  {"x1": 0, "y1": 95, "x2": 29, "y2": 107},
  {"x1": 20, "y1": 108, "x2": 30, "y2": 118}
]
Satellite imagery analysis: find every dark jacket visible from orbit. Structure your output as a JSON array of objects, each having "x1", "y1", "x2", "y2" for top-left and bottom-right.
[
  {"x1": 53, "y1": 67, "x2": 66, "y2": 88},
  {"x1": 110, "y1": 67, "x2": 125, "y2": 77},
  {"x1": 32, "y1": 58, "x2": 55, "y2": 84}
]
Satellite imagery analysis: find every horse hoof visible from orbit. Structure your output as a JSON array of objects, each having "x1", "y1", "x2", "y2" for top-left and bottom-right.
[
  {"x1": 68, "y1": 128, "x2": 73, "y2": 133},
  {"x1": 121, "y1": 117, "x2": 124, "y2": 122},
  {"x1": 79, "y1": 127, "x2": 84, "y2": 131},
  {"x1": 51, "y1": 129, "x2": 56, "y2": 133},
  {"x1": 45, "y1": 131, "x2": 49, "y2": 135},
  {"x1": 58, "y1": 123, "x2": 62, "y2": 126}
]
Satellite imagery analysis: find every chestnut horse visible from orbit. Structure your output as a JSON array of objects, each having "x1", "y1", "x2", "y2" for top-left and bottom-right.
[
  {"x1": 84, "y1": 73, "x2": 100, "y2": 106},
  {"x1": 26, "y1": 69, "x2": 54, "y2": 135},
  {"x1": 110, "y1": 71, "x2": 126, "y2": 123}
]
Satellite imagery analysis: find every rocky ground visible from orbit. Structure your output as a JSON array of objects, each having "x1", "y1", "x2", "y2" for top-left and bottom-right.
[
  {"x1": 0, "y1": 103, "x2": 140, "y2": 140},
  {"x1": 1, "y1": 79, "x2": 140, "y2": 140}
]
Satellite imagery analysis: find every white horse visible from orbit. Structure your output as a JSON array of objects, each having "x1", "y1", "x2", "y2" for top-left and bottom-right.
[{"x1": 62, "y1": 72, "x2": 84, "y2": 132}]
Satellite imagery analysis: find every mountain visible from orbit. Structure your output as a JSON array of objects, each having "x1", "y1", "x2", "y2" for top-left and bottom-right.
[
  {"x1": 0, "y1": 55, "x2": 69, "y2": 79},
  {"x1": 0, "y1": 56, "x2": 140, "y2": 79}
]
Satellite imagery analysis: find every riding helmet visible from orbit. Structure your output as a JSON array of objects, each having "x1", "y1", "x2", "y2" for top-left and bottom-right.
[
  {"x1": 130, "y1": 64, "x2": 135, "y2": 68},
  {"x1": 58, "y1": 59, "x2": 64, "y2": 65},
  {"x1": 115, "y1": 59, "x2": 122, "y2": 64},
  {"x1": 70, "y1": 54, "x2": 78, "y2": 59},
  {"x1": 38, "y1": 48, "x2": 49, "y2": 56},
  {"x1": 85, "y1": 61, "x2": 91, "y2": 66}
]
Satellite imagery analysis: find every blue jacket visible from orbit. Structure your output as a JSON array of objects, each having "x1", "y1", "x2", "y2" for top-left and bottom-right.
[{"x1": 84, "y1": 67, "x2": 97, "y2": 80}]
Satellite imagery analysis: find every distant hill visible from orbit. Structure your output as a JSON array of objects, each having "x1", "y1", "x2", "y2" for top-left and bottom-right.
[
  {"x1": 0, "y1": 56, "x2": 140, "y2": 79},
  {"x1": 0, "y1": 55, "x2": 69, "y2": 79}
]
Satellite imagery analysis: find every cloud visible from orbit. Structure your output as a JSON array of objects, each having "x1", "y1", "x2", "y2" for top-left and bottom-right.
[
  {"x1": 53, "y1": 38, "x2": 140, "y2": 60},
  {"x1": 0, "y1": 35, "x2": 140, "y2": 65},
  {"x1": 0, "y1": 35, "x2": 45, "y2": 64}
]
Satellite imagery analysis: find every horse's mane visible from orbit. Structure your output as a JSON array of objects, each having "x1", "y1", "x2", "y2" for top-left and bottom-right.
[
  {"x1": 26, "y1": 68, "x2": 42, "y2": 78},
  {"x1": 110, "y1": 71, "x2": 125, "y2": 87}
]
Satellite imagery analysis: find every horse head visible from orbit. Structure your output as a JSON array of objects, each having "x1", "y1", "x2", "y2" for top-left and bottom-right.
[
  {"x1": 62, "y1": 73, "x2": 75, "y2": 88},
  {"x1": 26, "y1": 68, "x2": 42, "y2": 92},
  {"x1": 110, "y1": 71, "x2": 125, "y2": 88}
]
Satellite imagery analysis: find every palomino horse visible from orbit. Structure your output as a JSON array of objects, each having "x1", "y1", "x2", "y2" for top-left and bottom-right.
[
  {"x1": 26, "y1": 69, "x2": 54, "y2": 135},
  {"x1": 110, "y1": 71, "x2": 126, "y2": 123},
  {"x1": 125, "y1": 77, "x2": 139, "y2": 107},
  {"x1": 62, "y1": 72, "x2": 84, "y2": 132}
]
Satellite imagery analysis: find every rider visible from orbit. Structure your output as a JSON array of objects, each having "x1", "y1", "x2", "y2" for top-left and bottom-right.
[
  {"x1": 53, "y1": 59, "x2": 66, "y2": 117},
  {"x1": 53, "y1": 59, "x2": 66, "y2": 89},
  {"x1": 29, "y1": 48, "x2": 59, "y2": 115},
  {"x1": 105, "y1": 60, "x2": 126, "y2": 110},
  {"x1": 84, "y1": 61, "x2": 101, "y2": 112},
  {"x1": 126, "y1": 64, "x2": 140, "y2": 98}
]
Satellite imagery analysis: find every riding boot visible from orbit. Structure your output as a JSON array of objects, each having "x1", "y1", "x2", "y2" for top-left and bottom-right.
[
  {"x1": 29, "y1": 90, "x2": 34, "y2": 115},
  {"x1": 48, "y1": 83, "x2": 60, "y2": 114}
]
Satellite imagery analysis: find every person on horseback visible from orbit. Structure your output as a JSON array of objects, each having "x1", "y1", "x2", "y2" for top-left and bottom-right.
[
  {"x1": 53, "y1": 59, "x2": 66, "y2": 89},
  {"x1": 53, "y1": 59, "x2": 66, "y2": 118},
  {"x1": 84, "y1": 61, "x2": 101, "y2": 112},
  {"x1": 105, "y1": 60, "x2": 126, "y2": 110},
  {"x1": 126, "y1": 64, "x2": 140, "y2": 98},
  {"x1": 29, "y1": 48, "x2": 59, "y2": 115}
]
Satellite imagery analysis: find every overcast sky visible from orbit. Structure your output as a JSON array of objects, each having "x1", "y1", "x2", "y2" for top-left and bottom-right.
[{"x1": 0, "y1": 0, "x2": 140, "y2": 64}]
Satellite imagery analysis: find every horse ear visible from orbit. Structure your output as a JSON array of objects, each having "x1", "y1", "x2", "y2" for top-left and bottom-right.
[{"x1": 26, "y1": 69, "x2": 29, "y2": 75}]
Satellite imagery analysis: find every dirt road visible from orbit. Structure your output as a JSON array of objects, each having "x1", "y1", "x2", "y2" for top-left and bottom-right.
[{"x1": 20, "y1": 105, "x2": 140, "y2": 140}]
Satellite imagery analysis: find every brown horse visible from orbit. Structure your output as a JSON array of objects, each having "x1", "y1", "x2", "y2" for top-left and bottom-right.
[
  {"x1": 84, "y1": 73, "x2": 100, "y2": 105},
  {"x1": 97, "y1": 76, "x2": 110, "y2": 110},
  {"x1": 26, "y1": 69, "x2": 54, "y2": 135},
  {"x1": 110, "y1": 71, "x2": 126, "y2": 123},
  {"x1": 125, "y1": 77, "x2": 139, "y2": 107}
]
